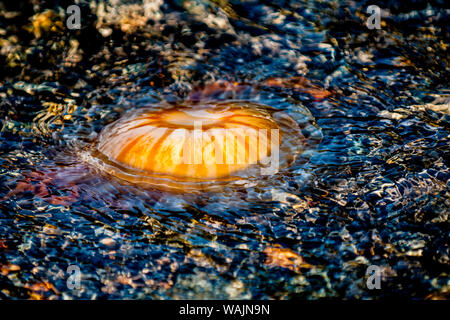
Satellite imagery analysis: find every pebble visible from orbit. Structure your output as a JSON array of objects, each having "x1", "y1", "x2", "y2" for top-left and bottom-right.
[{"x1": 100, "y1": 238, "x2": 116, "y2": 247}]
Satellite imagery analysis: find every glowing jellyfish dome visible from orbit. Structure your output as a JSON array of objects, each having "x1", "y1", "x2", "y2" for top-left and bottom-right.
[{"x1": 94, "y1": 101, "x2": 308, "y2": 191}]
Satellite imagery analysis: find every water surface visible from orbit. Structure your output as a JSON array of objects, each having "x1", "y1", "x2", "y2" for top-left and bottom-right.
[{"x1": 0, "y1": 0, "x2": 448, "y2": 299}]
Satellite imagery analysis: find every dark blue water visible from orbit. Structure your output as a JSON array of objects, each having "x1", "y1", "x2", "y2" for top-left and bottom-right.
[{"x1": 0, "y1": 0, "x2": 448, "y2": 299}]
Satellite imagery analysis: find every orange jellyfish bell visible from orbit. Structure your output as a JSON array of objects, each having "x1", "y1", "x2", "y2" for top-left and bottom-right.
[{"x1": 95, "y1": 101, "x2": 305, "y2": 191}]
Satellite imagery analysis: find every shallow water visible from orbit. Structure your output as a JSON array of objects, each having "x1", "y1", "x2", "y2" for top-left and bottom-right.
[{"x1": 0, "y1": 0, "x2": 449, "y2": 299}]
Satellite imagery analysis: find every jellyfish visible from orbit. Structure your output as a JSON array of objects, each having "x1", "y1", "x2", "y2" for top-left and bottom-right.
[{"x1": 94, "y1": 98, "x2": 308, "y2": 191}]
